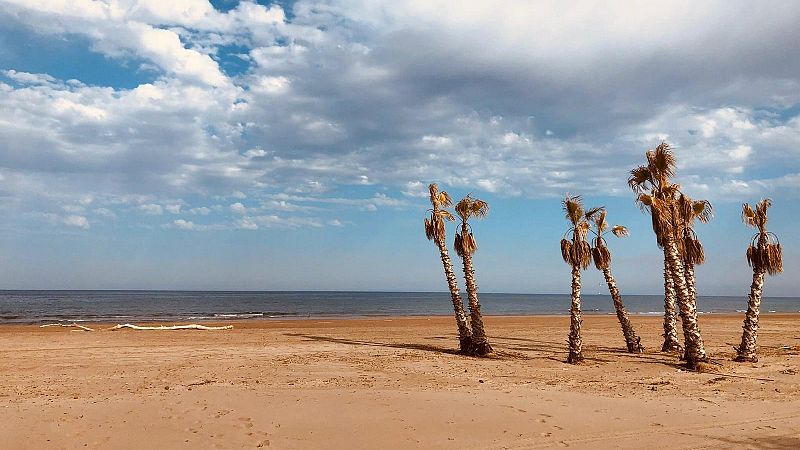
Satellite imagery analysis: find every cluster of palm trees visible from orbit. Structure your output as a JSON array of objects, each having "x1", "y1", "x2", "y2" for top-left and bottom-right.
[
  {"x1": 424, "y1": 142, "x2": 783, "y2": 369},
  {"x1": 424, "y1": 184, "x2": 493, "y2": 356}
]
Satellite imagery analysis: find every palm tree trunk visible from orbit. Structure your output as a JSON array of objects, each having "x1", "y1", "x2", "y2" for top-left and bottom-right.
[
  {"x1": 437, "y1": 240, "x2": 473, "y2": 353},
  {"x1": 682, "y1": 263, "x2": 698, "y2": 361},
  {"x1": 567, "y1": 264, "x2": 583, "y2": 364},
  {"x1": 665, "y1": 239, "x2": 707, "y2": 368},
  {"x1": 735, "y1": 269, "x2": 765, "y2": 362},
  {"x1": 661, "y1": 253, "x2": 681, "y2": 352},
  {"x1": 601, "y1": 267, "x2": 643, "y2": 353},
  {"x1": 461, "y1": 255, "x2": 492, "y2": 355}
]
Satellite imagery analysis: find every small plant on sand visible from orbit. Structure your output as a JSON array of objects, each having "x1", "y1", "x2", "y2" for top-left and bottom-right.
[
  {"x1": 735, "y1": 199, "x2": 783, "y2": 362},
  {"x1": 454, "y1": 195, "x2": 493, "y2": 356},
  {"x1": 424, "y1": 183, "x2": 473, "y2": 353}
]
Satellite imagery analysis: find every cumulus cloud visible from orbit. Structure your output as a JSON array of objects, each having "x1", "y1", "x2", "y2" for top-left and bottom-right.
[{"x1": 0, "y1": 0, "x2": 799, "y2": 232}]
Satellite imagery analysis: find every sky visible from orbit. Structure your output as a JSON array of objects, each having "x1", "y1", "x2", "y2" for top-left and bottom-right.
[{"x1": 0, "y1": 0, "x2": 798, "y2": 295}]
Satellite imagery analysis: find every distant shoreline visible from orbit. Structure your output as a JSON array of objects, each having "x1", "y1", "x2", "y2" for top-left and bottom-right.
[{"x1": 5, "y1": 312, "x2": 800, "y2": 329}]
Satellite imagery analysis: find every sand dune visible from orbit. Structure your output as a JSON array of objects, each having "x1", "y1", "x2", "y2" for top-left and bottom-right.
[{"x1": 1, "y1": 314, "x2": 799, "y2": 449}]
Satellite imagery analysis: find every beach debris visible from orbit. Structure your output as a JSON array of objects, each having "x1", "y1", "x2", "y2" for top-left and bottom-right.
[
  {"x1": 107, "y1": 323, "x2": 233, "y2": 331},
  {"x1": 40, "y1": 323, "x2": 95, "y2": 332}
]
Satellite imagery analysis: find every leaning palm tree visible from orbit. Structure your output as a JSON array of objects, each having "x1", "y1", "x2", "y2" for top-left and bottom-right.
[
  {"x1": 454, "y1": 195, "x2": 493, "y2": 356},
  {"x1": 735, "y1": 199, "x2": 783, "y2": 362},
  {"x1": 560, "y1": 195, "x2": 592, "y2": 364},
  {"x1": 424, "y1": 183, "x2": 473, "y2": 353},
  {"x1": 587, "y1": 208, "x2": 643, "y2": 353},
  {"x1": 630, "y1": 142, "x2": 707, "y2": 368}
]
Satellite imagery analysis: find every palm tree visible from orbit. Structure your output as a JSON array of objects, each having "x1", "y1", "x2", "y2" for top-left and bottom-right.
[
  {"x1": 454, "y1": 195, "x2": 493, "y2": 356},
  {"x1": 629, "y1": 142, "x2": 708, "y2": 368},
  {"x1": 424, "y1": 183, "x2": 473, "y2": 353},
  {"x1": 675, "y1": 194, "x2": 712, "y2": 361},
  {"x1": 560, "y1": 195, "x2": 592, "y2": 364},
  {"x1": 735, "y1": 199, "x2": 783, "y2": 362},
  {"x1": 628, "y1": 143, "x2": 681, "y2": 353},
  {"x1": 587, "y1": 208, "x2": 643, "y2": 353}
]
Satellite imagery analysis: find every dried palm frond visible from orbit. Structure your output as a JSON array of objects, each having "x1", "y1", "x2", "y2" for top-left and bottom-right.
[
  {"x1": 595, "y1": 210, "x2": 608, "y2": 232},
  {"x1": 628, "y1": 166, "x2": 651, "y2": 192},
  {"x1": 428, "y1": 183, "x2": 440, "y2": 206},
  {"x1": 561, "y1": 239, "x2": 572, "y2": 264},
  {"x1": 692, "y1": 200, "x2": 713, "y2": 223},
  {"x1": 424, "y1": 217, "x2": 434, "y2": 241},
  {"x1": 648, "y1": 196, "x2": 673, "y2": 244},
  {"x1": 562, "y1": 195, "x2": 584, "y2": 225},
  {"x1": 683, "y1": 234, "x2": 705, "y2": 265},
  {"x1": 438, "y1": 191, "x2": 452, "y2": 208},
  {"x1": 585, "y1": 206, "x2": 604, "y2": 222},
  {"x1": 592, "y1": 239, "x2": 612, "y2": 269},
  {"x1": 611, "y1": 225, "x2": 629, "y2": 237},
  {"x1": 755, "y1": 199, "x2": 772, "y2": 227},
  {"x1": 647, "y1": 142, "x2": 676, "y2": 180},
  {"x1": 747, "y1": 234, "x2": 783, "y2": 275},
  {"x1": 742, "y1": 202, "x2": 757, "y2": 227},
  {"x1": 455, "y1": 230, "x2": 478, "y2": 258},
  {"x1": 742, "y1": 199, "x2": 782, "y2": 275},
  {"x1": 455, "y1": 195, "x2": 489, "y2": 221},
  {"x1": 573, "y1": 240, "x2": 592, "y2": 269}
]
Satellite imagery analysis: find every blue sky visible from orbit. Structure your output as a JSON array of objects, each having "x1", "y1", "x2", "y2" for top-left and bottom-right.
[{"x1": 0, "y1": 1, "x2": 798, "y2": 295}]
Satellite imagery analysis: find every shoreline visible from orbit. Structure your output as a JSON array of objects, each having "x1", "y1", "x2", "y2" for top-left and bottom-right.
[{"x1": 4, "y1": 311, "x2": 800, "y2": 328}]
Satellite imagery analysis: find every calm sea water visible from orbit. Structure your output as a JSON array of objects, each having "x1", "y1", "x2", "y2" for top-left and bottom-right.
[{"x1": 1, "y1": 291, "x2": 799, "y2": 324}]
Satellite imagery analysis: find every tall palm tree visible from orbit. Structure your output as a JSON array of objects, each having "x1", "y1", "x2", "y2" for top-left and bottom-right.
[
  {"x1": 735, "y1": 199, "x2": 783, "y2": 362},
  {"x1": 675, "y1": 194, "x2": 712, "y2": 361},
  {"x1": 560, "y1": 195, "x2": 592, "y2": 364},
  {"x1": 629, "y1": 142, "x2": 708, "y2": 368},
  {"x1": 628, "y1": 143, "x2": 681, "y2": 353},
  {"x1": 587, "y1": 208, "x2": 643, "y2": 353},
  {"x1": 424, "y1": 183, "x2": 473, "y2": 353},
  {"x1": 454, "y1": 195, "x2": 493, "y2": 356}
]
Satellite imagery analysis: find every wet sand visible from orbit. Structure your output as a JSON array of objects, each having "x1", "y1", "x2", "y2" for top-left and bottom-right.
[{"x1": 1, "y1": 314, "x2": 799, "y2": 449}]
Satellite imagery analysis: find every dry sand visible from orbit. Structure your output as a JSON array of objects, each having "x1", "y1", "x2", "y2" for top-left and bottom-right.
[{"x1": 1, "y1": 314, "x2": 799, "y2": 449}]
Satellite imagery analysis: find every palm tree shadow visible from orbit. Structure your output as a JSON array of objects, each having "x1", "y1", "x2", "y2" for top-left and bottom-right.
[
  {"x1": 285, "y1": 333, "x2": 462, "y2": 356},
  {"x1": 284, "y1": 333, "x2": 534, "y2": 360}
]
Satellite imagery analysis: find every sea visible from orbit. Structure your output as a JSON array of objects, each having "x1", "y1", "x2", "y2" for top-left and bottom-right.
[{"x1": 1, "y1": 290, "x2": 799, "y2": 324}]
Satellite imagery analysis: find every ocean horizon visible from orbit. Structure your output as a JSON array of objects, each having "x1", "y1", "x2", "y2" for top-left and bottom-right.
[{"x1": 2, "y1": 290, "x2": 798, "y2": 324}]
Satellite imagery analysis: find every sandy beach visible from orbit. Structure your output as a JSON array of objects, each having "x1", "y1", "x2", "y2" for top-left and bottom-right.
[{"x1": 1, "y1": 314, "x2": 799, "y2": 449}]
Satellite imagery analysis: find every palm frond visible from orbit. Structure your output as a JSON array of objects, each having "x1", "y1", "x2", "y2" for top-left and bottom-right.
[
  {"x1": 628, "y1": 166, "x2": 651, "y2": 192},
  {"x1": 692, "y1": 199, "x2": 713, "y2": 223},
  {"x1": 650, "y1": 142, "x2": 676, "y2": 179},
  {"x1": 562, "y1": 195, "x2": 584, "y2": 226},
  {"x1": 592, "y1": 245, "x2": 611, "y2": 270},
  {"x1": 683, "y1": 235, "x2": 705, "y2": 265},
  {"x1": 438, "y1": 191, "x2": 453, "y2": 208},
  {"x1": 611, "y1": 225, "x2": 629, "y2": 237},
  {"x1": 742, "y1": 203, "x2": 757, "y2": 228},
  {"x1": 428, "y1": 183, "x2": 440, "y2": 207},
  {"x1": 455, "y1": 194, "x2": 489, "y2": 222},
  {"x1": 585, "y1": 206, "x2": 604, "y2": 221},
  {"x1": 560, "y1": 239, "x2": 572, "y2": 265},
  {"x1": 424, "y1": 217, "x2": 434, "y2": 241}
]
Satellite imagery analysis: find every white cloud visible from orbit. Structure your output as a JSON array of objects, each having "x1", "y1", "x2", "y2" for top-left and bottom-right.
[
  {"x1": 171, "y1": 219, "x2": 194, "y2": 230},
  {"x1": 0, "y1": 0, "x2": 799, "y2": 236},
  {"x1": 229, "y1": 202, "x2": 248, "y2": 214},
  {"x1": 139, "y1": 203, "x2": 163, "y2": 215},
  {"x1": 63, "y1": 215, "x2": 90, "y2": 229}
]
